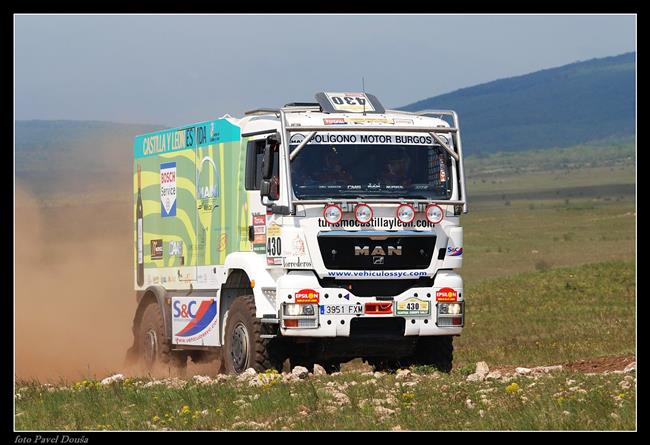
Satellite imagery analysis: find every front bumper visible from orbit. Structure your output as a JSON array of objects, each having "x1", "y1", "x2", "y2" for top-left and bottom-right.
[{"x1": 277, "y1": 279, "x2": 464, "y2": 337}]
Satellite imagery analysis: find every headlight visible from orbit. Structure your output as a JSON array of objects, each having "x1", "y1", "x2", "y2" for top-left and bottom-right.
[
  {"x1": 354, "y1": 204, "x2": 373, "y2": 224},
  {"x1": 396, "y1": 204, "x2": 416, "y2": 224},
  {"x1": 284, "y1": 304, "x2": 302, "y2": 316},
  {"x1": 283, "y1": 303, "x2": 318, "y2": 317},
  {"x1": 323, "y1": 204, "x2": 343, "y2": 225},
  {"x1": 425, "y1": 204, "x2": 444, "y2": 224}
]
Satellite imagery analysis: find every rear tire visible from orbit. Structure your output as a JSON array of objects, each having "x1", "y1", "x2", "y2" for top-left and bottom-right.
[
  {"x1": 136, "y1": 303, "x2": 187, "y2": 374},
  {"x1": 223, "y1": 295, "x2": 280, "y2": 374}
]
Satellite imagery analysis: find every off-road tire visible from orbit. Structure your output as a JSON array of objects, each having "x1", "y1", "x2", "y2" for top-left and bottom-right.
[
  {"x1": 223, "y1": 295, "x2": 280, "y2": 374},
  {"x1": 413, "y1": 335, "x2": 454, "y2": 373},
  {"x1": 136, "y1": 303, "x2": 186, "y2": 372}
]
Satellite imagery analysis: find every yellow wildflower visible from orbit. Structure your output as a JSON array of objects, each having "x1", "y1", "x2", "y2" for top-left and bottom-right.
[{"x1": 505, "y1": 383, "x2": 520, "y2": 393}]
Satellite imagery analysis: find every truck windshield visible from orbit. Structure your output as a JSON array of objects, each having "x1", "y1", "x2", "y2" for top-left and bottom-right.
[{"x1": 290, "y1": 143, "x2": 453, "y2": 200}]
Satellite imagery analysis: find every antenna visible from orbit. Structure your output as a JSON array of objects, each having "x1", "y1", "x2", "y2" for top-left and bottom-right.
[{"x1": 362, "y1": 76, "x2": 366, "y2": 116}]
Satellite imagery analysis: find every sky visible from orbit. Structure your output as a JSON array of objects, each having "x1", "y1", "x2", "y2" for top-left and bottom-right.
[{"x1": 15, "y1": 14, "x2": 636, "y2": 127}]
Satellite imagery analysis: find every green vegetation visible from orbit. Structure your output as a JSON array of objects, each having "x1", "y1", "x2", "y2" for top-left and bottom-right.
[
  {"x1": 15, "y1": 370, "x2": 635, "y2": 430},
  {"x1": 456, "y1": 261, "x2": 635, "y2": 367},
  {"x1": 400, "y1": 52, "x2": 635, "y2": 154}
]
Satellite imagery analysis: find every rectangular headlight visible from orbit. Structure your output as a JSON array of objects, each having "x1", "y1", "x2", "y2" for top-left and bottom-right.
[{"x1": 283, "y1": 303, "x2": 318, "y2": 317}]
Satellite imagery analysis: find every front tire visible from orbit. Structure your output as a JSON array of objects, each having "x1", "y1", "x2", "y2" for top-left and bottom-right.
[
  {"x1": 223, "y1": 295, "x2": 280, "y2": 374},
  {"x1": 412, "y1": 336, "x2": 454, "y2": 373}
]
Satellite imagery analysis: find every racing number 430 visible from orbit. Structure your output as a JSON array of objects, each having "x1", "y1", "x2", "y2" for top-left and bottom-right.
[{"x1": 267, "y1": 237, "x2": 282, "y2": 256}]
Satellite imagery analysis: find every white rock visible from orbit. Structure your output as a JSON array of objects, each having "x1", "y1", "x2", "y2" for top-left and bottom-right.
[
  {"x1": 532, "y1": 365, "x2": 562, "y2": 374},
  {"x1": 485, "y1": 370, "x2": 502, "y2": 380},
  {"x1": 193, "y1": 375, "x2": 213, "y2": 385},
  {"x1": 479, "y1": 409, "x2": 485, "y2": 418},
  {"x1": 475, "y1": 361, "x2": 490, "y2": 377},
  {"x1": 624, "y1": 361, "x2": 636, "y2": 373},
  {"x1": 374, "y1": 372, "x2": 386, "y2": 379},
  {"x1": 291, "y1": 366, "x2": 309, "y2": 379},
  {"x1": 374, "y1": 406, "x2": 395, "y2": 416},
  {"x1": 465, "y1": 399, "x2": 475, "y2": 409},
  {"x1": 313, "y1": 364, "x2": 327, "y2": 376},
  {"x1": 238, "y1": 368, "x2": 258, "y2": 381},
  {"x1": 101, "y1": 374, "x2": 125, "y2": 385},
  {"x1": 466, "y1": 373, "x2": 484, "y2": 382},
  {"x1": 515, "y1": 367, "x2": 531, "y2": 375},
  {"x1": 396, "y1": 369, "x2": 412, "y2": 379}
]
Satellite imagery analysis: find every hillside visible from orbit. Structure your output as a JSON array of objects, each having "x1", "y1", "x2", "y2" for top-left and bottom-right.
[{"x1": 399, "y1": 52, "x2": 636, "y2": 154}]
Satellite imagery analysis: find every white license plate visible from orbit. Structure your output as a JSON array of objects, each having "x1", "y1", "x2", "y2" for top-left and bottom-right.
[{"x1": 320, "y1": 304, "x2": 363, "y2": 315}]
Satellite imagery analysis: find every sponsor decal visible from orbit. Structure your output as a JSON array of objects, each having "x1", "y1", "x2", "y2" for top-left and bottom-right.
[
  {"x1": 319, "y1": 217, "x2": 434, "y2": 229},
  {"x1": 150, "y1": 239, "x2": 163, "y2": 260},
  {"x1": 291, "y1": 235, "x2": 306, "y2": 256},
  {"x1": 344, "y1": 117, "x2": 393, "y2": 125},
  {"x1": 283, "y1": 258, "x2": 313, "y2": 268},
  {"x1": 252, "y1": 213, "x2": 267, "y2": 253},
  {"x1": 160, "y1": 162, "x2": 177, "y2": 217},
  {"x1": 173, "y1": 298, "x2": 218, "y2": 342},
  {"x1": 447, "y1": 246, "x2": 463, "y2": 257},
  {"x1": 267, "y1": 224, "x2": 281, "y2": 237},
  {"x1": 289, "y1": 133, "x2": 438, "y2": 146},
  {"x1": 394, "y1": 118, "x2": 414, "y2": 125},
  {"x1": 197, "y1": 156, "x2": 219, "y2": 216},
  {"x1": 169, "y1": 240, "x2": 183, "y2": 256},
  {"x1": 267, "y1": 257, "x2": 282, "y2": 266},
  {"x1": 295, "y1": 289, "x2": 320, "y2": 304},
  {"x1": 439, "y1": 154, "x2": 447, "y2": 182},
  {"x1": 323, "y1": 118, "x2": 347, "y2": 125},
  {"x1": 396, "y1": 297, "x2": 430, "y2": 316},
  {"x1": 436, "y1": 287, "x2": 458, "y2": 302},
  {"x1": 326, "y1": 270, "x2": 428, "y2": 278}
]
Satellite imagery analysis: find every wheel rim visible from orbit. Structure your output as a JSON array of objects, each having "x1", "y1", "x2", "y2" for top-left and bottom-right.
[
  {"x1": 230, "y1": 322, "x2": 250, "y2": 373},
  {"x1": 143, "y1": 329, "x2": 158, "y2": 368}
]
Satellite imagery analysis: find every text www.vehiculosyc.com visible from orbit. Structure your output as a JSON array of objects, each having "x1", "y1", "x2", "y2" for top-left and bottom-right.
[{"x1": 326, "y1": 270, "x2": 428, "y2": 278}]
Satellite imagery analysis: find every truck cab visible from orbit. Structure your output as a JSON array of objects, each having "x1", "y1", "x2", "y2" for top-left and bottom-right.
[{"x1": 128, "y1": 92, "x2": 468, "y2": 374}]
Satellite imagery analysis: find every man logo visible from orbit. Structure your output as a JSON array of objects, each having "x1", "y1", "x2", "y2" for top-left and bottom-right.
[{"x1": 354, "y1": 246, "x2": 402, "y2": 256}]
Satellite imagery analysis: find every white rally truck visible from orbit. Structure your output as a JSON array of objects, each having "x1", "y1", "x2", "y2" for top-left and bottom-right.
[{"x1": 127, "y1": 92, "x2": 468, "y2": 374}]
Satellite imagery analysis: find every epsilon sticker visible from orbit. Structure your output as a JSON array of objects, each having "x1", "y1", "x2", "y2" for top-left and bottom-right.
[
  {"x1": 436, "y1": 287, "x2": 458, "y2": 302},
  {"x1": 295, "y1": 289, "x2": 320, "y2": 304}
]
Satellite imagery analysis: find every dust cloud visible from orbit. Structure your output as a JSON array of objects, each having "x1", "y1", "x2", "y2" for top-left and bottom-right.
[{"x1": 15, "y1": 182, "x2": 137, "y2": 382}]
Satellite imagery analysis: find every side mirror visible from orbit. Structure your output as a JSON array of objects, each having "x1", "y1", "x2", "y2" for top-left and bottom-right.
[{"x1": 261, "y1": 133, "x2": 281, "y2": 180}]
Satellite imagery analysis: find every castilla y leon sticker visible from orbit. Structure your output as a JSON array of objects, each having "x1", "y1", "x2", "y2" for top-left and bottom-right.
[
  {"x1": 295, "y1": 289, "x2": 320, "y2": 304},
  {"x1": 436, "y1": 287, "x2": 458, "y2": 302}
]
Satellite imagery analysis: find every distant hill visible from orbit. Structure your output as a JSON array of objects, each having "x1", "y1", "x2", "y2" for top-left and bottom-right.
[{"x1": 399, "y1": 52, "x2": 636, "y2": 154}]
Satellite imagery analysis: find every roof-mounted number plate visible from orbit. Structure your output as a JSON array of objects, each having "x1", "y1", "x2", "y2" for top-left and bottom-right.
[{"x1": 316, "y1": 92, "x2": 385, "y2": 114}]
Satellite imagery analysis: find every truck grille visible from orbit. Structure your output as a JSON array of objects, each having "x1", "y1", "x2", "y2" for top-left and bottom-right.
[{"x1": 317, "y1": 233, "x2": 436, "y2": 270}]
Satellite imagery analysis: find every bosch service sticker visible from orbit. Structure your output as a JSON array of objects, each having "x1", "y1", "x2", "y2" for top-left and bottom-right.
[{"x1": 160, "y1": 162, "x2": 177, "y2": 217}]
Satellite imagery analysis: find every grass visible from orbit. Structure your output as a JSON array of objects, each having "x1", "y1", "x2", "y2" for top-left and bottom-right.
[
  {"x1": 455, "y1": 261, "x2": 636, "y2": 367},
  {"x1": 461, "y1": 162, "x2": 635, "y2": 282},
  {"x1": 15, "y1": 370, "x2": 636, "y2": 430}
]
